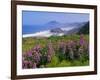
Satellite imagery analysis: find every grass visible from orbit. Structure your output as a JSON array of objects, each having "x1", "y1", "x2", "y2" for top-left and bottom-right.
[{"x1": 22, "y1": 34, "x2": 89, "y2": 52}]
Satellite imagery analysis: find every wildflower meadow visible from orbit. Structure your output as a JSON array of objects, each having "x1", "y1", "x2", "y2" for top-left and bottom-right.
[{"x1": 22, "y1": 34, "x2": 89, "y2": 69}]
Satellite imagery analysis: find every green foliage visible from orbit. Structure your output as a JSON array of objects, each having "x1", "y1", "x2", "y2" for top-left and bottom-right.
[
  {"x1": 71, "y1": 59, "x2": 89, "y2": 66},
  {"x1": 58, "y1": 60, "x2": 72, "y2": 67},
  {"x1": 57, "y1": 52, "x2": 66, "y2": 62},
  {"x1": 22, "y1": 35, "x2": 89, "y2": 53},
  {"x1": 46, "y1": 55, "x2": 59, "y2": 67}
]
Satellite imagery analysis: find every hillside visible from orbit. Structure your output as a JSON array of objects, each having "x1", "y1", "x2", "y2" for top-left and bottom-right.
[{"x1": 78, "y1": 21, "x2": 89, "y2": 34}]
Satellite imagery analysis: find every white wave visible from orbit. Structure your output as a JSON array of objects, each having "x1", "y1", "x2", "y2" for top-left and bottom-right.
[
  {"x1": 23, "y1": 30, "x2": 52, "y2": 38},
  {"x1": 22, "y1": 27, "x2": 74, "y2": 38}
]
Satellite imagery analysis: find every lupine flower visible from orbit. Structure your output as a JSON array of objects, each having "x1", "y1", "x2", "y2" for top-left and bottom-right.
[
  {"x1": 47, "y1": 55, "x2": 52, "y2": 62},
  {"x1": 78, "y1": 47, "x2": 84, "y2": 58},
  {"x1": 59, "y1": 41, "x2": 66, "y2": 54},
  {"x1": 47, "y1": 41, "x2": 55, "y2": 56},
  {"x1": 22, "y1": 60, "x2": 29, "y2": 69},
  {"x1": 68, "y1": 47, "x2": 74, "y2": 60},
  {"x1": 27, "y1": 50, "x2": 33, "y2": 57},
  {"x1": 32, "y1": 62, "x2": 37, "y2": 68},
  {"x1": 33, "y1": 52, "x2": 41, "y2": 64},
  {"x1": 80, "y1": 34, "x2": 85, "y2": 46},
  {"x1": 32, "y1": 45, "x2": 41, "y2": 52},
  {"x1": 46, "y1": 41, "x2": 55, "y2": 62},
  {"x1": 67, "y1": 41, "x2": 73, "y2": 49}
]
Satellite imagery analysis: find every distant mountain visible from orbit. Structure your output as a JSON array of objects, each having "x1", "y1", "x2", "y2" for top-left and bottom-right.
[
  {"x1": 45, "y1": 21, "x2": 86, "y2": 30},
  {"x1": 47, "y1": 21, "x2": 60, "y2": 25},
  {"x1": 46, "y1": 21, "x2": 61, "y2": 28},
  {"x1": 23, "y1": 21, "x2": 89, "y2": 38},
  {"x1": 78, "y1": 21, "x2": 89, "y2": 34}
]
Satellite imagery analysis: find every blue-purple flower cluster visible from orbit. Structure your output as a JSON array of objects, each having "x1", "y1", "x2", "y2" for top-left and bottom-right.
[{"x1": 58, "y1": 35, "x2": 89, "y2": 61}]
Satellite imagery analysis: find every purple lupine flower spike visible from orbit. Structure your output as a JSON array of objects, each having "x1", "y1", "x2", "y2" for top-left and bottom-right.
[
  {"x1": 27, "y1": 50, "x2": 33, "y2": 57},
  {"x1": 32, "y1": 62, "x2": 37, "y2": 68},
  {"x1": 80, "y1": 34, "x2": 85, "y2": 46}
]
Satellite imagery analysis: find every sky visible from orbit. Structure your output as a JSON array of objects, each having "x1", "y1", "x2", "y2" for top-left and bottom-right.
[{"x1": 22, "y1": 11, "x2": 89, "y2": 26}]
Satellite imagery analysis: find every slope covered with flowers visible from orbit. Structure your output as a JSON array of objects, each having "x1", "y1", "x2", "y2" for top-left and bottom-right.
[{"x1": 22, "y1": 34, "x2": 89, "y2": 69}]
